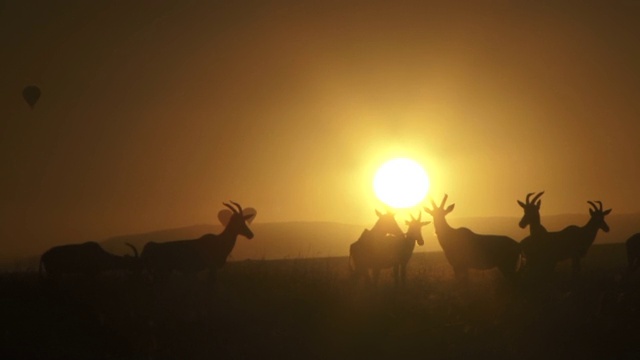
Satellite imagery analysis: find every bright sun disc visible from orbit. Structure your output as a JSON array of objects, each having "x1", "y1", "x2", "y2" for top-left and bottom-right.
[{"x1": 373, "y1": 158, "x2": 430, "y2": 208}]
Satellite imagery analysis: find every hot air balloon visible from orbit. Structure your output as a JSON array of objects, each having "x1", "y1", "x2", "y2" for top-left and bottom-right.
[{"x1": 22, "y1": 85, "x2": 41, "y2": 109}]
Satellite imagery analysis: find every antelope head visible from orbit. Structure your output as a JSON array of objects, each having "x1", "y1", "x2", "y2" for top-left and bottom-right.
[
  {"x1": 587, "y1": 201, "x2": 612, "y2": 233},
  {"x1": 517, "y1": 191, "x2": 544, "y2": 229},
  {"x1": 404, "y1": 212, "x2": 430, "y2": 246},
  {"x1": 423, "y1": 194, "x2": 455, "y2": 219},
  {"x1": 219, "y1": 201, "x2": 257, "y2": 239},
  {"x1": 372, "y1": 209, "x2": 404, "y2": 238}
]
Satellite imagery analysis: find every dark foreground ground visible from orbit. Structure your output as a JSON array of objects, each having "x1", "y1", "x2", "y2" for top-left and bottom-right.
[{"x1": 2, "y1": 244, "x2": 640, "y2": 359}]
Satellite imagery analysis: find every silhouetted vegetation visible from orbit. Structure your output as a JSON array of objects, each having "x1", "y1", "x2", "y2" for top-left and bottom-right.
[{"x1": 2, "y1": 244, "x2": 640, "y2": 359}]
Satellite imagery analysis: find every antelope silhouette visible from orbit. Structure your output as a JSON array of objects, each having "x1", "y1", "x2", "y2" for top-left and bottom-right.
[
  {"x1": 140, "y1": 201, "x2": 256, "y2": 283},
  {"x1": 517, "y1": 191, "x2": 550, "y2": 274},
  {"x1": 424, "y1": 194, "x2": 521, "y2": 282},
  {"x1": 518, "y1": 192, "x2": 546, "y2": 236},
  {"x1": 39, "y1": 242, "x2": 139, "y2": 281},
  {"x1": 369, "y1": 209, "x2": 405, "y2": 238},
  {"x1": 625, "y1": 233, "x2": 640, "y2": 274},
  {"x1": 520, "y1": 199, "x2": 611, "y2": 279},
  {"x1": 350, "y1": 212, "x2": 430, "y2": 287},
  {"x1": 348, "y1": 209, "x2": 403, "y2": 283}
]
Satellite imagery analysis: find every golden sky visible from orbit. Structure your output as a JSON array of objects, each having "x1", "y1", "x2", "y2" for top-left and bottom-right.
[{"x1": 1, "y1": 1, "x2": 639, "y2": 257}]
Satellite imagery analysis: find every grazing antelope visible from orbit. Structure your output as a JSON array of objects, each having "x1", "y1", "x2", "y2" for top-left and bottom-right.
[
  {"x1": 350, "y1": 212, "x2": 430, "y2": 287},
  {"x1": 140, "y1": 201, "x2": 256, "y2": 283},
  {"x1": 625, "y1": 234, "x2": 640, "y2": 274},
  {"x1": 423, "y1": 194, "x2": 521, "y2": 282},
  {"x1": 39, "y1": 242, "x2": 139, "y2": 281},
  {"x1": 520, "y1": 200, "x2": 611, "y2": 279}
]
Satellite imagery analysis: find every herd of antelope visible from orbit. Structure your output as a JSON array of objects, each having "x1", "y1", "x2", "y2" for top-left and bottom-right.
[
  {"x1": 37, "y1": 195, "x2": 640, "y2": 287},
  {"x1": 351, "y1": 192, "x2": 640, "y2": 286}
]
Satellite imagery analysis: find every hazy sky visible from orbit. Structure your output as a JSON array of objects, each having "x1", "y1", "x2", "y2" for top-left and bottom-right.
[{"x1": 1, "y1": 1, "x2": 639, "y2": 257}]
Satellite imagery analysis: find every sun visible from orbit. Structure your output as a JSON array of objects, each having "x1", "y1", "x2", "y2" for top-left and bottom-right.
[{"x1": 373, "y1": 158, "x2": 430, "y2": 209}]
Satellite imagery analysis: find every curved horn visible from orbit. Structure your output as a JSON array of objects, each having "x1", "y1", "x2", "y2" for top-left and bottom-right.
[
  {"x1": 595, "y1": 201, "x2": 603, "y2": 211},
  {"x1": 525, "y1": 192, "x2": 535, "y2": 204},
  {"x1": 125, "y1": 243, "x2": 139, "y2": 258},
  {"x1": 223, "y1": 202, "x2": 238, "y2": 214},
  {"x1": 531, "y1": 191, "x2": 545, "y2": 204},
  {"x1": 587, "y1": 201, "x2": 598, "y2": 211},
  {"x1": 230, "y1": 201, "x2": 244, "y2": 215},
  {"x1": 440, "y1": 194, "x2": 449, "y2": 208}
]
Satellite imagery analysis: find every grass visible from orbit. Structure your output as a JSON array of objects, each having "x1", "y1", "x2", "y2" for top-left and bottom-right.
[{"x1": 2, "y1": 244, "x2": 640, "y2": 359}]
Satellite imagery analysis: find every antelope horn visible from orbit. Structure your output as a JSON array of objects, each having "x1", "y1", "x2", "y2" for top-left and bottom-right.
[
  {"x1": 125, "y1": 243, "x2": 139, "y2": 258},
  {"x1": 440, "y1": 194, "x2": 449, "y2": 208},
  {"x1": 532, "y1": 191, "x2": 545, "y2": 204},
  {"x1": 587, "y1": 201, "x2": 598, "y2": 211},
  {"x1": 595, "y1": 201, "x2": 603, "y2": 211},
  {"x1": 525, "y1": 192, "x2": 535, "y2": 204},
  {"x1": 429, "y1": 198, "x2": 437, "y2": 210},
  {"x1": 417, "y1": 211, "x2": 422, "y2": 221},
  {"x1": 223, "y1": 202, "x2": 238, "y2": 214},
  {"x1": 230, "y1": 201, "x2": 244, "y2": 215}
]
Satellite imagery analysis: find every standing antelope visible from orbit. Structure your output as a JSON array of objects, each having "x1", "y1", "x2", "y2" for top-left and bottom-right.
[
  {"x1": 350, "y1": 212, "x2": 430, "y2": 287},
  {"x1": 39, "y1": 242, "x2": 139, "y2": 281},
  {"x1": 520, "y1": 199, "x2": 611, "y2": 279},
  {"x1": 348, "y1": 209, "x2": 404, "y2": 279},
  {"x1": 626, "y1": 233, "x2": 640, "y2": 274},
  {"x1": 517, "y1": 191, "x2": 550, "y2": 274},
  {"x1": 423, "y1": 194, "x2": 521, "y2": 282},
  {"x1": 518, "y1": 191, "x2": 546, "y2": 236},
  {"x1": 140, "y1": 201, "x2": 256, "y2": 283}
]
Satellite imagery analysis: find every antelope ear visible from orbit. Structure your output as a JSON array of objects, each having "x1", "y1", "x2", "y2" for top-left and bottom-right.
[
  {"x1": 603, "y1": 209, "x2": 612, "y2": 215},
  {"x1": 517, "y1": 200, "x2": 526, "y2": 208},
  {"x1": 445, "y1": 204, "x2": 455, "y2": 213},
  {"x1": 422, "y1": 221, "x2": 431, "y2": 226},
  {"x1": 243, "y1": 207, "x2": 257, "y2": 224},
  {"x1": 405, "y1": 220, "x2": 411, "y2": 226},
  {"x1": 375, "y1": 209, "x2": 383, "y2": 217},
  {"x1": 218, "y1": 209, "x2": 233, "y2": 226}
]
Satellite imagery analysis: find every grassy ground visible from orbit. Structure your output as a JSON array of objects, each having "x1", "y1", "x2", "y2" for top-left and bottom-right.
[{"x1": 2, "y1": 244, "x2": 640, "y2": 359}]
